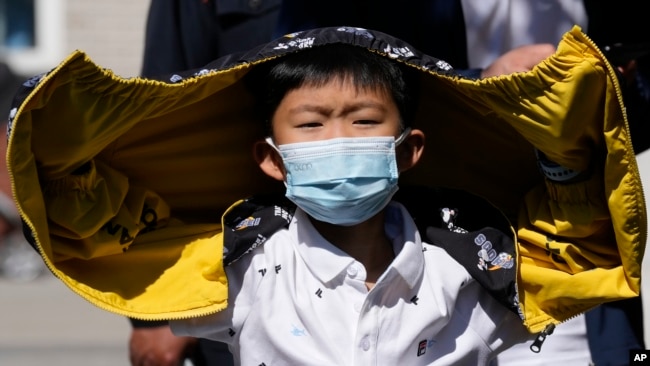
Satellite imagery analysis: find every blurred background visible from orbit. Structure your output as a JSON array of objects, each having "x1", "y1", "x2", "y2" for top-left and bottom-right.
[
  {"x1": 0, "y1": 1, "x2": 146, "y2": 365},
  {"x1": 1, "y1": 0, "x2": 148, "y2": 78}
]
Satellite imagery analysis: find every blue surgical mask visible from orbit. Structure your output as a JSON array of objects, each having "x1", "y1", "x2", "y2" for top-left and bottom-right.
[{"x1": 266, "y1": 129, "x2": 410, "y2": 226}]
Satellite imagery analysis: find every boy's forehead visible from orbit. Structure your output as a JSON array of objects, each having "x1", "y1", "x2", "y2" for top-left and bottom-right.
[
  {"x1": 293, "y1": 76, "x2": 393, "y2": 99},
  {"x1": 280, "y1": 82, "x2": 396, "y2": 112}
]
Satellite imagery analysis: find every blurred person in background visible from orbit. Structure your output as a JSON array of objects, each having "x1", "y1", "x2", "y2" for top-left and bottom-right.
[
  {"x1": 0, "y1": 62, "x2": 45, "y2": 282},
  {"x1": 276, "y1": 0, "x2": 649, "y2": 152},
  {"x1": 140, "y1": 0, "x2": 281, "y2": 78},
  {"x1": 129, "y1": 1, "x2": 281, "y2": 365}
]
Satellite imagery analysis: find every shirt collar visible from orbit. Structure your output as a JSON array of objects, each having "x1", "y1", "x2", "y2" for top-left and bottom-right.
[
  {"x1": 384, "y1": 202, "x2": 425, "y2": 289},
  {"x1": 290, "y1": 202, "x2": 425, "y2": 288},
  {"x1": 291, "y1": 208, "x2": 355, "y2": 284}
]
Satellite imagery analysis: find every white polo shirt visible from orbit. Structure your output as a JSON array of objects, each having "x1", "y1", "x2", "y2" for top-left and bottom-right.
[{"x1": 172, "y1": 202, "x2": 530, "y2": 365}]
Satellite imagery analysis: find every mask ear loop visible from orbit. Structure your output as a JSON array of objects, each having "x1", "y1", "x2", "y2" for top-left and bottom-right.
[
  {"x1": 264, "y1": 137, "x2": 290, "y2": 187},
  {"x1": 395, "y1": 127, "x2": 412, "y2": 146},
  {"x1": 265, "y1": 137, "x2": 281, "y2": 153}
]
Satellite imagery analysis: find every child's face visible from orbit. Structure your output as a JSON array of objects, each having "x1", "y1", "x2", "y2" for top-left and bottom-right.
[{"x1": 270, "y1": 78, "x2": 402, "y2": 145}]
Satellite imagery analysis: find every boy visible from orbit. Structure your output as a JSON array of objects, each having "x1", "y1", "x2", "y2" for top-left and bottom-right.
[
  {"x1": 5, "y1": 26, "x2": 642, "y2": 366},
  {"x1": 170, "y1": 44, "x2": 531, "y2": 365}
]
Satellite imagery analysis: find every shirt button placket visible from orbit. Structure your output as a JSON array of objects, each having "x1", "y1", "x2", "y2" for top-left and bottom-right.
[
  {"x1": 353, "y1": 301, "x2": 362, "y2": 313},
  {"x1": 354, "y1": 300, "x2": 378, "y2": 365},
  {"x1": 360, "y1": 336, "x2": 371, "y2": 351},
  {"x1": 354, "y1": 333, "x2": 376, "y2": 365},
  {"x1": 347, "y1": 264, "x2": 359, "y2": 278}
]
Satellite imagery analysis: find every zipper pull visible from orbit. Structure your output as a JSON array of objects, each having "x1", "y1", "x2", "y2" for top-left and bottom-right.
[{"x1": 530, "y1": 323, "x2": 555, "y2": 353}]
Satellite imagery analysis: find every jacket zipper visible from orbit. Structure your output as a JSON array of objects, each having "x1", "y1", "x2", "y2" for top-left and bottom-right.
[
  {"x1": 579, "y1": 30, "x2": 648, "y2": 248},
  {"x1": 530, "y1": 323, "x2": 556, "y2": 353},
  {"x1": 7, "y1": 73, "x2": 57, "y2": 277}
]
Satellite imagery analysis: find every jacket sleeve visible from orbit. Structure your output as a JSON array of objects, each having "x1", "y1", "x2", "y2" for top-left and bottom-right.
[
  {"x1": 41, "y1": 160, "x2": 171, "y2": 261},
  {"x1": 478, "y1": 28, "x2": 644, "y2": 332}
]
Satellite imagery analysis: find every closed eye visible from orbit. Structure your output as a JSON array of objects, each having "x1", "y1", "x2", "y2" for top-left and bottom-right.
[
  {"x1": 296, "y1": 122, "x2": 324, "y2": 129},
  {"x1": 353, "y1": 120, "x2": 380, "y2": 125}
]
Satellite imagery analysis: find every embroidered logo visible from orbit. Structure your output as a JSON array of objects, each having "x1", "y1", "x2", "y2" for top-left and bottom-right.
[
  {"x1": 274, "y1": 205, "x2": 293, "y2": 223},
  {"x1": 193, "y1": 68, "x2": 212, "y2": 77},
  {"x1": 23, "y1": 72, "x2": 46, "y2": 88},
  {"x1": 441, "y1": 207, "x2": 467, "y2": 233},
  {"x1": 235, "y1": 216, "x2": 261, "y2": 230},
  {"x1": 474, "y1": 233, "x2": 514, "y2": 271},
  {"x1": 274, "y1": 37, "x2": 315, "y2": 50},
  {"x1": 336, "y1": 27, "x2": 374, "y2": 39},
  {"x1": 6, "y1": 107, "x2": 17, "y2": 138},
  {"x1": 435, "y1": 60, "x2": 453, "y2": 71},
  {"x1": 383, "y1": 45, "x2": 415, "y2": 59},
  {"x1": 282, "y1": 31, "x2": 303, "y2": 38},
  {"x1": 251, "y1": 233, "x2": 267, "y2": 248}
]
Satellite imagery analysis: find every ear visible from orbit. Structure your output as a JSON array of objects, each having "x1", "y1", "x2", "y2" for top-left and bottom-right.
[
  {"x1": 253, "y1": 140, "x2": 286, "y2": 181},
  {"x1": 397, "y1": 129, "x2": 425, "y2": 173}
]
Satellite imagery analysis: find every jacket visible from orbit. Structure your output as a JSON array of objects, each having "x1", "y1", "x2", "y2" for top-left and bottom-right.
[
  {"x1": 5, "y1": 26, "x2": 645, "y2": 335},
  {"x1": 172, "y1": 201, "x2": 532, "y2": 365}
]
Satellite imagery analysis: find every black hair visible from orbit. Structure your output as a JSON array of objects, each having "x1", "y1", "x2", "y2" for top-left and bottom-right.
[{"x1": 247, "y1": 44, "x2": 419, "y2": 133}]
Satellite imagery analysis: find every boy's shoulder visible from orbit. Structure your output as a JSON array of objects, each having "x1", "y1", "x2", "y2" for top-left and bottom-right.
[
  {"x1": 222, "y1": 194, "x2": 295, "y2": 266},
  {"x1": 395, "y1": 186, "x2": 520, "y2": 317},
  {"x1": 221, "y1": 186, "x2": 513, "y2": 265}
]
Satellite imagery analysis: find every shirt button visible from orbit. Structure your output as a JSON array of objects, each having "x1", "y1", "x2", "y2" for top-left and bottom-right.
[
  {"x1": 347, "y1": 265, "x2": 359, "y2": 277},
  {"x1": 360, "y1": 336, "x2": 371, "y2": 351}
]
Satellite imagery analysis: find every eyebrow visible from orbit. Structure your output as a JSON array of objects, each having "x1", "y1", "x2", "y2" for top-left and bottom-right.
[{"x1": 288, "y1": 101, "x2": 388, "y2": 116}]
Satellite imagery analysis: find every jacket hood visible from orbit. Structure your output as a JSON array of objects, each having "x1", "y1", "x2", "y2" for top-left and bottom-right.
[{"x1": 5, "y1": 26, "x2": 645, "y2": 333}]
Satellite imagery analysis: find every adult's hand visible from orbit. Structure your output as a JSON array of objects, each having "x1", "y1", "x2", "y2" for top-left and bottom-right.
[
  {"x1": 481, "y1": 43, "x2": 556, "y2": 78},
  {"x1": 129, "y1": 324, "x2": 198, "y2": 366}
]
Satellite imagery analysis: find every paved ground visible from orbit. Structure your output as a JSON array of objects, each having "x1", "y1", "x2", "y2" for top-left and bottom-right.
[{"x1": 0, "y1": 273, "x2": 131, "y2": 366}]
